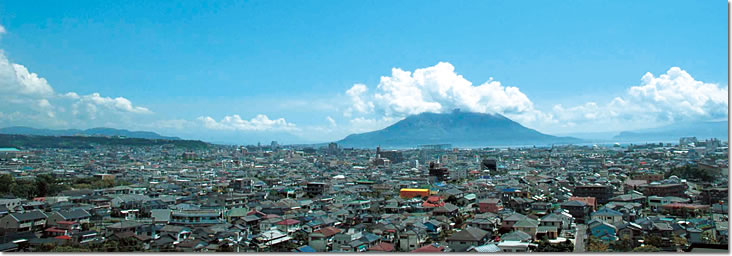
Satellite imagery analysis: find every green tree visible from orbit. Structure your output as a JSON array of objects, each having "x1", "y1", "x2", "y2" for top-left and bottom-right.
[
  {"x1": 217, "y1": 243, "x2": 235, "y2": 252},
  {"x1": 612, "y1": 234, "x2": 634, "y2": 252},
  {"x1": 537, "y1": 238, "x2": 574, "y2": 252},
  {"x1": 292, "y1": 231, "x2": 308, "y2": 245},
  {"x1": 633, "y1": 245, "x2": 661, "y2": 252},
  {"x1": 587, "y1": 236, "x2": 609, "y2": 252},
  {"x1": 36, "y1": 243, "x2": 58, "y2": 252},
  {"x1": 35, "y1": 174, "x2": 54, "y2": 197},
  {"x1": 11, "y1": 179, "x2": 38, "y2": 199},
  {"x1": 672, "y1": 234, "x2": 688, "y2": 249},
  {"x1": 50, "y1": 246, "x2": 92, "y2": 252},
  {"x1": 117, "y1": 237, "x2": 144, "y2": 252},
  {"x1": 88, "y1": 237, "x2": 143, "y2": 252},
  {"x1": 643, "y1": 234, "x2": 663, "y2": 248},
  {"x1": 701, "y1": 230, "x2": 719, "y2": 244},
  {"x1": 34, "y1": 174, "x2": 68, "y2": 197},
  {"x1": 0, "y1": 174, "x2": 13, "y2": 195}
]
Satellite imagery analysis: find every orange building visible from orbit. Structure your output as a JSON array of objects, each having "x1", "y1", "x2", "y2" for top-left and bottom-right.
[{"x1": 400, "y1": 188, "x2": 430, "y2": 199}]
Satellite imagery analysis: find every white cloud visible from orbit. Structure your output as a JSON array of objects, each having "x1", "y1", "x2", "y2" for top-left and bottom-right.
[
  {"x1": 79, "y1": 93, "x2": 151, "y2": 114},
  {"x1": 341, "y1": 63, "x2": 728, "y2": 135},
  {"x1": 342, "y1": 62, "x2": 554, "y2": 131},
  {"x1": 0, "y1": 52, "x2": 54, "y2": 97},
  {"x1": 629, "y1": 67, "x2": 727, "y2": 119},
  {"x1": 0, "y1": 50, "x2": 153, "y2": 129},
  {"x1": 344, "y1": 83, "x2": 374, "y2": 117},
  {"x1": 326, "y1": 116, "x2": 337, "y2": 127},
  {"x1": 551, "y1": 67, "x2": 728, "y2": 132},
  {"x1": 370, "y1": 62, "x2": 537, "y2": 116},
  {"x1": 197, "y1": 114, "x2": 298, "y2": 132}
]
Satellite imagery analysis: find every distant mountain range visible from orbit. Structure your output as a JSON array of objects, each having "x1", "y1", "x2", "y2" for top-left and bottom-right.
[
  {"x1": 0, "y1": 133, "x2": 207, "y2": 149},
  {"x1": 0, "y1": 126, "x2": 181, "y2": 140},
  {"x1": 613, "y1": 121, "x2": 728, "y2": 142},
  {"x1": 336, "y1": 110, "x2": 582, "y2": 148}
]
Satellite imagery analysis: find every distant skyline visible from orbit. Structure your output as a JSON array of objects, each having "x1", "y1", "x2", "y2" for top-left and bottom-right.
[{"x1": 0, "y1": 1, "x2": 728, "y2": 144}]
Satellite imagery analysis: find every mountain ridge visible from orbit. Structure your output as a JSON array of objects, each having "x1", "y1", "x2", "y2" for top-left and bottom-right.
[
  {"x1": 612, "y1": 121, "x2": 728, "y2": 142},
  {"x1": 336, "y1": 110, "x2": 582, "y2": 148},
  {"x1": 0, "y1": 126, "x2": 181, "y2": 140}
]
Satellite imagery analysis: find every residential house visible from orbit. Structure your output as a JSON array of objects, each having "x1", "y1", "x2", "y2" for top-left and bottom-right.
[
  {"x1": 46, "y1": 209, "x2": 91, "y2": 227},
  {"x1": 446, "y1": 227, "x2": 490, "y2": 252},
  {"x1": 588, "y1": 219, "x2": 617, "y2": 242},
  {"x1": 0, "y1": 210, "x2": 48, "y2": 234}
]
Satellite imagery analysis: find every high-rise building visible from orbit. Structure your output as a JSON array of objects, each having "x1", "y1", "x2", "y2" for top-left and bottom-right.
[
  {"x1": 327, "y1": 142, "x2": 339, "y2": 155},
  {"x1": 429, "y1": 162, "x2": 449, "y2": 182}
]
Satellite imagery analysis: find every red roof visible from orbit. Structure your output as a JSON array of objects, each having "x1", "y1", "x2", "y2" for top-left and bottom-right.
[
  {"x1": 422, "y1": 201, "x2": 445, "y2": 208},
  {"x1": 263, "y1": 214, "x2": 280, "y2": 219},
  {"x1": 412, "y1": 244, "x2": 446, "y2": 252},
  {"x1": 276, "y1": 219, "x2": 300, "y2": 225},
  {"x1": 246, "y1": 210, "x2": 265, "y2": 217},
  {"x1": 369, "y1": 242, "x2": 395, "y2": 252},
  {"x1": 427, "y1": 195, "x2": 441, "y2": 201},
  {"x1": 314, "y1": 227, "x2": 341, "y2": 237},
  {"x1": 422, "y1": 196, "x2": 445, "y2": 208},
  {"x1": 55, "y1": 235, "x2": 72, "y2": 240},
  {"x1": 569, "y1": 196, "x2": 596, "y2": 207}
]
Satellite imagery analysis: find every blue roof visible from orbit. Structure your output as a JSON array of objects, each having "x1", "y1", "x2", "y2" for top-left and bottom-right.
[
  {"x1": 297, "y1": 245, "x2": 316, "y2": 252},
  {"x1": 0, "y1": 148, "x2": 20, "y2": 152},
  {"x1": 593, "y1": 207, "x2": 623, "y2": 217}
]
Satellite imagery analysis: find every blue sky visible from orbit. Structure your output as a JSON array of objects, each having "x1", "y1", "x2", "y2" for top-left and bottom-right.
[{"x1": 0, "y1": 1, "x2": 727, "y2": 144}]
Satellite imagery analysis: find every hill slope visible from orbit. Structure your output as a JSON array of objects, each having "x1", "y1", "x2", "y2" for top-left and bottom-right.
[
  {"x1": 613, "y1": 121, "x2": 728, "y2": 142},
  {"x1": 0, "y1": 134, "x2": 208, "y2": 149},
  {"x1": 337, "y1": 111, "x2": 582, "y2": 148},
  {"x1": 0, "y1": 126, "x2": 180, "y2": 140}
]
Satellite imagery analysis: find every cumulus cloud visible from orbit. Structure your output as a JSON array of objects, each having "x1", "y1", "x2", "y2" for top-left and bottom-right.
[
  {"x1": 341, "y1": 63, "x2": 727, "y2": 135},
  {"x1": 0, "y1": 50, "x2": 152, "y2": 129},
  {"x1": 552, "y1": 67, "x2": 728, "y2": 132},
  {"x1": 0, "y1": 52, "x2": 54, "y2": 97},
  {"x1": 372, "y1": 62, "x2": 537, "y2": 116},
  {"x1": 197, "y1": 114, "x2": 298, "y2": 132},
  {"x1": 344, "y1": 84, "x2": 374, "y2": 117},
  {"x1": 629, "y1": 67, "x2": 727, "y2": 119},
  {"x1": 341, "y1": 62, "x2": 553, "y2": 131},
  {"x1": 78, "y1": 93, "x2": 151, "y2": 114}
]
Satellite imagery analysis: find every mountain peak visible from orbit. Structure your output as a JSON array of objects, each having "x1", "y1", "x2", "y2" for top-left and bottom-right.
[{"x1": 337, "y1": 111, "x2": 581, "y2": 148}]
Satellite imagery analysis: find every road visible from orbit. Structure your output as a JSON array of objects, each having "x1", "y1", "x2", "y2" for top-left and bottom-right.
[{"x1": 574, "y1": 224, "x2": 587, "y2": 252}]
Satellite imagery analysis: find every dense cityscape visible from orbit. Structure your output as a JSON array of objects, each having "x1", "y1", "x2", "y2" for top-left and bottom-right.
[{"x1": 0, "y1": 136, "x2": 727, "y2": 252}]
